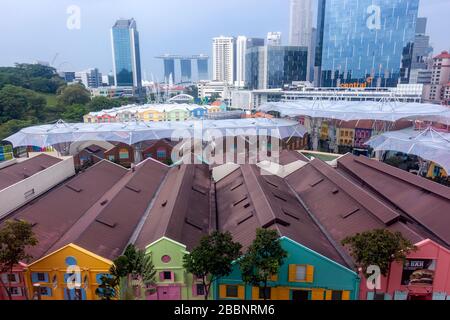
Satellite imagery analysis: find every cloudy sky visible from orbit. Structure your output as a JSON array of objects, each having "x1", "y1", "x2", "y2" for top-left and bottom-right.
[{"x1": 1, "y1": 0, "x2": 449, "y2": 79}]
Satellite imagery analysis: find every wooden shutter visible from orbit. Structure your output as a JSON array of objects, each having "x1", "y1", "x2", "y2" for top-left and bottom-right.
[
  {"x1": 305, "y1": 265, "x2": 314, "y2": 283},
  {"x1": 311, "y1": 289, "x2": 324, "y2": 300},
  {"x1": 252, "y1": 287, "x2": 259, "y2": 300},
  {"x1": 219, "y1": 285, "x2": 226, "y2": 299},
  {"x1": 342, "y1": 290, "x2": 350, "y2": 300},
  {"x1": 237, "y1": 286, "x2": 245, "y2": 300},
  {"x1": 288, "y1": 265, "x2": 296, "y2": 282},
  {"x1": 277, "y1": 287, "x2": 290, "y2": 300},
  {"x1": 325, "y1": 290, "x2": 332, "y2": 300}
]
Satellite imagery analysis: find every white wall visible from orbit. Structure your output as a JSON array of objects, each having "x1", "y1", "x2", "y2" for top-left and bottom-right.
[{"x1": 0, "y1": 156, "x2": 75, "y2": 220}]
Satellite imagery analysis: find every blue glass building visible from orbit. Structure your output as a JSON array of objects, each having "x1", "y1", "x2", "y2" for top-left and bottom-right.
[
  {"x1": 246, "y1": 46, "x2": 308, "y2": 90},
  {"x1": 111, "y1": 19, "x2": 142, "y2": 89},
  {"x1": 315, "y1": 0, "x2": 419, "y2": 87}
]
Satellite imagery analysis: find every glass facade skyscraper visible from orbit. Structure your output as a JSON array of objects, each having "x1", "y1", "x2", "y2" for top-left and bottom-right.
[
  {"x1": 246, "y1": 46, "x2": 308, "y2": 90},
  {"x1": 111, "y1": 19, "x2": 142, "y2": 89},
  {"x1": 315, "y1": 0, "x2": 419, "y2": 88}
]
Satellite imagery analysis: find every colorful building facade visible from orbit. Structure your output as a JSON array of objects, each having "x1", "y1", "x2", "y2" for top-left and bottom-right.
[
  {"x1": 25, "y1": 244, "x2": 112, "y2": 300},
  {"x1": 216, "y1": 237, "x2": 359, "y2": 300},
  {"x1": 360, "y1": 239, "x2": 450, "y2": 300},
  {"x1": 144, "y1": 237, "x2": 212, "y2": 300},
  {"x1": 0, "y1": 263, "x2": 28, "y2": 300}
]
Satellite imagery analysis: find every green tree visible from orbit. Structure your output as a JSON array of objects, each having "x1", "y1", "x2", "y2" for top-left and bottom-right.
[
  {"x1": 183, "y1": 231, "x2": 242, "y2": 300},
  {"x1": 0, "y1": 220, "x2": 38, "y2": 300},
  {"x1": 57, "y1": 84, "x2": 91, "y2": 106},
  {"x1": 107, "y1": 244, "x2": 156, "y2": 300},
  {"x1": 95, "y1": 275, "x2": 117, "y2": 300},
  {"x1": 239, "y1": 229, "x2": 287, "y2": 300},
  {"x1": 87, "y1": 96, "x2": 121, "y2": 112},
  {"x1": 62, "y1": 104, "x2": 88, "y2": 122},
  {"x1": 342, "y1": 229, "x2": 416, "y2": 297},
  {"x1": 0, "y1": 85, "x2": 46, "y2": 122}
]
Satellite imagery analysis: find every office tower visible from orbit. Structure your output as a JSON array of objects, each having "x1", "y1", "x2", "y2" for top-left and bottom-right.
[
  {"x1": 425, "y1": 51, "x2": 450, "y2": 103},
  {"x1": 58, "y1": 71, "x2": 76, "y2": 83},
  {"x1": 315, "y1": 0, "x2": 419, "y2": 88},
  {"x1": 235, "y1": 36, "x2": 265, "y2": 88},
  {"x1": 111, "y1": 18, "x2": 142, "y2": 89},
  {"x1": 267, "y1": 32, "x2": 282, "y2": 46},
  {"x1": 212, "y1": 36, "x2": 236, "y2": 85},
  {"x1": 246, "y1": 46, "x2": 308, "y2": 89},
  {"x1": 409, "y1": 17, "x2": 434, "y2": 84},
  {"x1": 197, "y1": 55, "x2": 209, "y2": 81},
  {"x1": 180, "y1": 59, "x2": 192, "y2": 83},
  {"x1": 75, "y1": 68, "x2": 102, "y2": 88},
  {"x1": 289, "y1": 0, "x2": 313, "y2": 47}
]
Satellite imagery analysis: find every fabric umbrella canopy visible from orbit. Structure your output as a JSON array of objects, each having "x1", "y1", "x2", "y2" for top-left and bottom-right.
[
  {"x1": 3, "y1": 118, "x2": 306, "y2": 148},
  {"x1": 366, "y1": 127, "x2": 450, "y2": 173},
  {"x1": 258, "y1": 100, "x2": 450, "y2": 124}
]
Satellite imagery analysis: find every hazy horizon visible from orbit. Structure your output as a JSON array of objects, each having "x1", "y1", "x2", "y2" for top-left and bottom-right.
[{"x1": 1, "y1": 0, "x2": 449, "y2": 79}]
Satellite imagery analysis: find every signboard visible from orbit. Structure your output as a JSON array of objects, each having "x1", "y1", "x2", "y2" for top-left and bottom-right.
[{"x1": 401, "y1": 259, "x2": 435, "y2": 286}]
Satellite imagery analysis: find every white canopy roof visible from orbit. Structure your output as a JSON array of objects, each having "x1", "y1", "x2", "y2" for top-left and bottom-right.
[
  {"x1": 4, "y1": 118, "x2": 306, "y2": 148},
  {"x1": 258, "y1": 100, "x2": 450, "y2": 123},
  {"x1": 366, "y1": 127, "x2": 450, "y2": 173}
]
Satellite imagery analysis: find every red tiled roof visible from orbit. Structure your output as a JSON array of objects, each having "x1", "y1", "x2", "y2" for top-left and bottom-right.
[
  {"x1": 435, "y1": 51, "x2": 450, "y2": 59},
  {"x1": 0, "y1": 154, "x2": 62, "y2": 190}
]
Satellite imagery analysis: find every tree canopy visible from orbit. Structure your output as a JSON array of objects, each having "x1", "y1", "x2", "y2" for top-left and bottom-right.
[
  {"x1": 342, "y1": 229, "x2": 416, "y2": 278},
  {"x1": 239, "y1": 228, "x2": 287, "y2": 300},
  {"x1": 107, "y1": 244, "x2": 156, "y2": 300},
  {"x1": 183, "y1": 231, "x2": 242, "y2": 300},
  {"x1": 0, "y1": 219, "x2": 38, "y2": 300}
]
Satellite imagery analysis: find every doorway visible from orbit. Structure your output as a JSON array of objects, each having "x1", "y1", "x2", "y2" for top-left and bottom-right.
[{"x1": 292, "y1": 290, "x2": 310, "y2": 301}]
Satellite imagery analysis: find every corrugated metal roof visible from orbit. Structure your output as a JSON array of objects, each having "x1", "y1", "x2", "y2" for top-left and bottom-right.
[
  {"x1": 337, "y1": 154, "x2": 450, "y2": 246},
  {"x1": 215, "y1": 164, "x2": 350, "y2": 267},
  {"x1": 0, "y1": 154, "x2": 62, "y2": 190},
  {"x1": 134, "y1": 164, "x2": 211, "y2": 251},
  {"x1": 1, "y1": 160, "x2": 128, "y2": 261}
]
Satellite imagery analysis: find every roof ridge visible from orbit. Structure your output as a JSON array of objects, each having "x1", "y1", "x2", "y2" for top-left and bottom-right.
[{"x1": 352, "y1": 156, "x2": 450, "y2": 201}]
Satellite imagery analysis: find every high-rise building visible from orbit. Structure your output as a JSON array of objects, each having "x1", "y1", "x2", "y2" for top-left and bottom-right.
[
  {"x1": 75, "y1": 68, "x2": 102, "y2": 88},
  {"x1": 212, "y1": 36, "x2": 236, "y2": 85},
  {"x1": 246, "y1": 46, "x2": 308, "y2": 90},
  {"x1": 111, "y1": 18, "x2": 142, "y2": 90},
  {"x1": 58, "y1": 71, "x2": 76, "y2": 83},
  {"x1": 267, "y1": 32, "x2": 282, "y2": 46},
  {"x1": 235, "y1": 36, "x2": 265, "y2": 88},
  {"x1": 409, "y1": 17, "x2": 434, "y2": 84},
  {"x1": 289, "y1": 0, "x2": 313, "y2": 47},
  {"x1": 425, "y1": 51, "x2": 450, "y2": 104},
  {"x1": 315, "y1": 0, "x2": 419, "y2": 88}
]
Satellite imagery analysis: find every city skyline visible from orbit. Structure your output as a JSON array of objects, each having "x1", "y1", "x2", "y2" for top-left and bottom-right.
[{"x1": 0, "y1": 0, "x2": 449, "y2": 80}]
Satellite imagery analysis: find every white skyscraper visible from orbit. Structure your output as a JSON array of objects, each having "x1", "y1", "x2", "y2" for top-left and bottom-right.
[
  {"x1": 212, "y1": 36, "x2": 236, "y2": 85},
  {"x1": 267, "y1": 32, "x2": 282, "y2": 46},
  {"x1": 289, "y1": 0, "x2": 313, "y2": 47},
  {"x1": 235, "y1": 36, "x2": 265, "y2": 88},
  {"x1": 235, "y1": 36, "x2": 248, "y2": 88}
]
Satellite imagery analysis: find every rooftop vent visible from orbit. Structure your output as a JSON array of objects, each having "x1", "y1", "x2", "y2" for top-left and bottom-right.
[
  {"x1": 309, "y1": 178, "x2": 324, "y2": 187},
  {"x1": 282, "y1": 208, "x2": 300, "y2": 221},
  {"x1": 66, "y1": 184, "x2": 82, "y2": 193},
  {"x1": 125, "y1": 185, "x2": 141, "y2": 193},
  {"x1": 95, "y1": 217, "x2": 117, "y2": 228},
  {"x1": 262, "y1": 218, "x2": 290, "y2": 229},
  {"x1": 341, "y1": 208, "x2": 360, "y2": 219},
  {"x1": 185, "y1": 218, "x2": 203, "y2": 231},
  {"x1": 237, "y1": 213, "x2": 254, "y2": 225}
]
